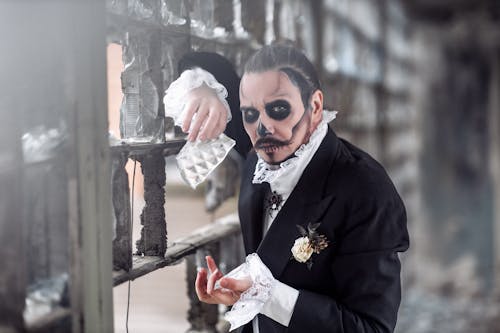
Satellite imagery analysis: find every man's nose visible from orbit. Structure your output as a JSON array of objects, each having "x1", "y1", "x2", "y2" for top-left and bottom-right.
[{"x1": 257, "y1": 120, "x2": 272, "y2": 137}]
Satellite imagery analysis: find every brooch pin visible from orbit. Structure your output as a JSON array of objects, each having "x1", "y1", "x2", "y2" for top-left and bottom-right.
[
  {"x1": 265, "y1": 191, "x2": 283, "y2": 215},
  {"x1": 291, "y1": 222, "x2": 329, "y2": 270}
]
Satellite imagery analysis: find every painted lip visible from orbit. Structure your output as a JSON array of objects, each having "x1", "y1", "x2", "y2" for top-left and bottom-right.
[
  {"x1": 255, "y1": 138, "x2": 288, "y2": 151},
  {"x1": 259, "y1": 145, "x2": 281, "y2": 153}
]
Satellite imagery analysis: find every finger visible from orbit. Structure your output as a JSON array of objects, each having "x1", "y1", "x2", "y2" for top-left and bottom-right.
[
  {"x1": 210, "y1": 288, "x2": 240, "y2": 306},
  {"x1": 181, "y1": 99, "x2": 200, "y2": 133},
  {"x1": 212, "y1": 110, "x2": 227, "y2": 138},
  {"x1": 187, "y1": 103, "x2": 209, "y2": 141},
  {"x1": 205, "y1": 256, "x2": 219, "y2": 274},
  {"x1": 207, "y1": 269, "x2": 223, "y2": 295},
  {"x1": 195, "y1": 268, "x2": 209, "y2": 301},
  {"x1": 198, "y1": 108, "x2": 220, "y2": 141},
  {"x1": 220, "y1": 277, "x2": 252, "y2": 293},
  {"x1": 209, "y1": 106, "x2": 228, "y2": 139}
]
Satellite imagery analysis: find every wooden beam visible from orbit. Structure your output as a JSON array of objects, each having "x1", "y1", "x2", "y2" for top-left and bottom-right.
[
  {"x1": 490, "y1": 51, "x2": 500, "y2": 295},
  {"x1": 136, "y1": 151, "x2": 167, "y2": 256},
  {"x1": 113, "y1": 215, "x2": 240, "y2": 286},
  {"x1": 0, "y1": 112, "x2": 25, "y2": 332},
  {"x1": 0, "y1": 3, "x2": 28, "y2": 331},
  {"x1": 70, "y1": 1, "x2": 114, "y2": 332},
  {"x1": 403, "y1": 0, "x2": 495, "y2": 22},
  {"x1": 112, "y1": 152, "x2": 132, "y2": 271},
  {"x1": 110, "y1": 139, "x2": 185, "y2": 156}
]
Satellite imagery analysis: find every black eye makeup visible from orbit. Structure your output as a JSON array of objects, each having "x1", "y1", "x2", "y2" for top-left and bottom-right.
[
  {"x1": 241, "y1": 100, "x2": 292, "y2": 124},
  {"x1": 265, "y1": 100, "x2": 291, "y2": 121},
  {"x1": 241, "y1": 107, "x2": 260, "y2": 124}
]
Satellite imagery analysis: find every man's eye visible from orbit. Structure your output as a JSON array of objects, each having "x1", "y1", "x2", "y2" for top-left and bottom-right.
[
  {"x1": 272, "y1": 105, "x2": 287, "y2": 113},
  {"x1": 265, "y1": 102, "x2": 290, "y2": 121},
  {"x1": 242, "y1": 109, "x2": 259, "y2": 123}
]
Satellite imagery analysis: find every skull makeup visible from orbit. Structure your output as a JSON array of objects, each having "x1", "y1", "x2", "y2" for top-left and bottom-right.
[{"x1": 239, "y1": 45, "x2": 324, "y2": 165}]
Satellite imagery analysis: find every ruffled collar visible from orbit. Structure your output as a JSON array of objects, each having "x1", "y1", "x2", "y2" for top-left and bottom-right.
[{"x1": 252, "y1": 110, "x2": 338, "y2": 194}]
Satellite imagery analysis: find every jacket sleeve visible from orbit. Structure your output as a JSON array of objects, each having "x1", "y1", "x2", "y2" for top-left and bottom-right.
[
  {"x1": 177, "y1": 52, "x2": 252, "y2": 157},
  {"x1": 287, "y1": 181, "x2": 410, "y2": 333}
]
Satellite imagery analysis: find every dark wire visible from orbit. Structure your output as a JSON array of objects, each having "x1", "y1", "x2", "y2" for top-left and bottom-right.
[{"x1": 126, "y1": 160, "x2": 137, "y2": 333}]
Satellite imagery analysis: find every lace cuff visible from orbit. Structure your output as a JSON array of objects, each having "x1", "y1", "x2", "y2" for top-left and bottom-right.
[
  {"x1": 218, "y1": 253, "x2": 276, "y2": 331},
  {"x1": 163, "y1": 67, "x2": 232, "y2": 126}
]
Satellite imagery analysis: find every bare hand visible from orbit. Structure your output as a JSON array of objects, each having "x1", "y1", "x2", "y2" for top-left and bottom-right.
[
  {"x1": 182, "y1": 84, "x2": 229, "y2": 142},
  {"x1": 195, "y1": 256, "x2": 252, "y2": 306}
]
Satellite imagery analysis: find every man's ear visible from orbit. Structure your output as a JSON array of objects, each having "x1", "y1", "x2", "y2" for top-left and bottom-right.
[{"x1": 309, "y1": 89, "x2": 323, "y2": 128}]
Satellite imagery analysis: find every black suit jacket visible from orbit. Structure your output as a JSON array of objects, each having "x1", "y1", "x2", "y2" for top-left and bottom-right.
[
  {"x1": 178, "y1": 52, "x2": 410, "y2": 333},
  {"x1": 239, "y1": 129, "x2": 409, "y2": 333}
]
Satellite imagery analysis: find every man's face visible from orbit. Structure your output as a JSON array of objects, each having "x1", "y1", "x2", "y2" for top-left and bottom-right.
[{"x1": 239, "y1": 70, "x2": 318, "y2": 165}]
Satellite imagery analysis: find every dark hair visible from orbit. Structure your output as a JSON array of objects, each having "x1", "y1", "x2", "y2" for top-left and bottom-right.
[{"x1": 243, "y1": 44, "x2": 321, "y2": 109}]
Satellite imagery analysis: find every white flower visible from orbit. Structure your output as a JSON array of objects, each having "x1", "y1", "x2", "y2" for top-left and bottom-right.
[{"x1": 291, "y1": 236, "x2": 314, "y2": 263}]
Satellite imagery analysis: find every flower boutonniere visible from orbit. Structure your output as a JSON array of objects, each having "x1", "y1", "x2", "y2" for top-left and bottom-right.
[{"x1": 291, "y1": 222, "x2": 329, "y2": 270}]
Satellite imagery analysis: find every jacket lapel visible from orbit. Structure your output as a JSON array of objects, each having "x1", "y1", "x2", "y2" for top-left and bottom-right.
[
  {"x1": 238, "y1": 153, "x2": 268, "y2": 254},
  {"x1": 256, "y1": 129, "x2": 339, "y2": 279}
]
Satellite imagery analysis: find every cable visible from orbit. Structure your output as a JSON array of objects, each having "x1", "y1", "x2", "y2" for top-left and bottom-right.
[{"x1": 126, "y1": 159, "x2": 137, "y2": 333}]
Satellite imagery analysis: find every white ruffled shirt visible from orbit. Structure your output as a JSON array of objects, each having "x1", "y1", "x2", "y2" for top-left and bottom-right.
[
  {"x1": 254, "y1": 110, "x2": 337, "y2": 230},
  {"x1": 249, "y1": 110, "x2": 336, "y2": 332}
]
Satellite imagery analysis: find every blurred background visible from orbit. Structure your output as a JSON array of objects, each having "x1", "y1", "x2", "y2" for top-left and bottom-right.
[{"x1": 1, "y1": 0, "x2": 500, "y2": 332}]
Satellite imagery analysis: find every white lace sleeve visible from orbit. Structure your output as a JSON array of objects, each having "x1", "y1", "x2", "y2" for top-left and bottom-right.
[
  {"x1": 163, "y1": 67, "x2": 232, "y2": 126},
  {"x1": 217, "y1": 253, "x2": 277, "y2": 331}
]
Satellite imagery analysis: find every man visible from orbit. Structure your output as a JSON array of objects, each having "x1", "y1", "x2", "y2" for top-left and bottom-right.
[{"x1": 169, "y1": 45, "x2": 409, "y2": 332}]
